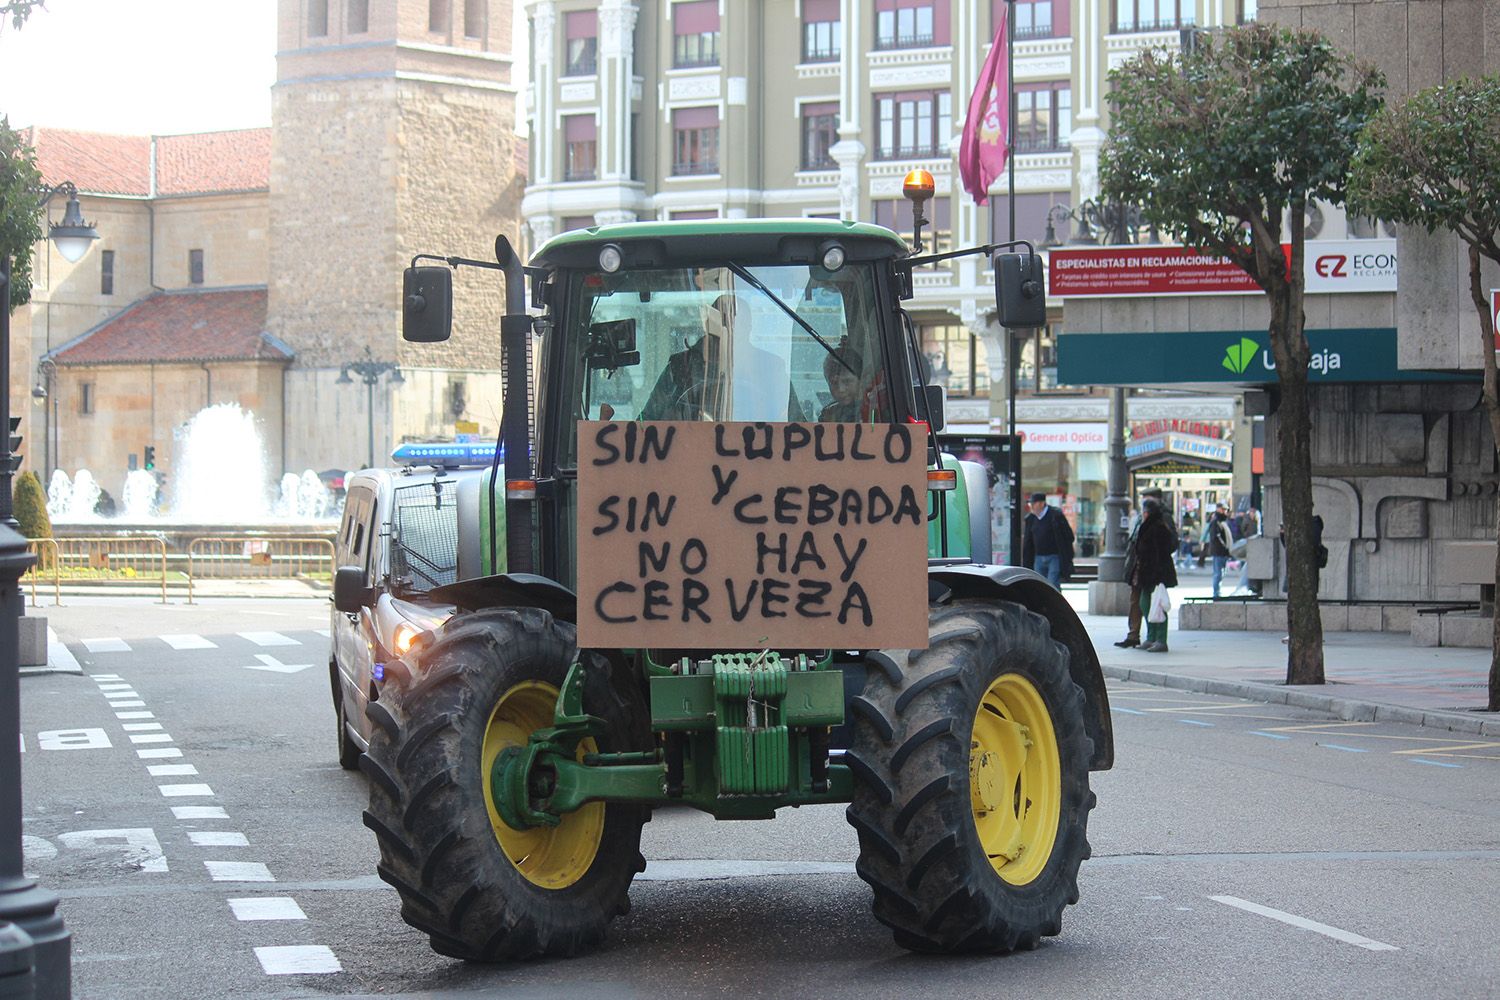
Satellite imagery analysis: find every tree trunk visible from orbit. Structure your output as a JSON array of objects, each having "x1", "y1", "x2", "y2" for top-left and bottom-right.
[
  {"x1": 1465, "y1": 243, "x2": 1500, "y2": 712},
  {"x1": 1267, "y1": 201, "x2": 1324, "y2": 685}
]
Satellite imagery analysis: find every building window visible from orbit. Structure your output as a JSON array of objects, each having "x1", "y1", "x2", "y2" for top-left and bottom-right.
[
  {"x1": 991, "y1": 191, "x2": 1068, "y2": 246},
  {"x1": 1015, "y1": 83, "x2": 1071, "y2": 153},
  {"x1": 802, "y1": 0, "x2": 841, "y2": 62},
  {"x1": 673, "y1": 0, "x2": 720, "y2": 68},
  {"x1": 1239, "y1": 0, "x2": 1258, "y2": 23},
  {"x1": 993, "y1": 0, "x2": 1068, "y2": 40},
  {"x1": 672, "y1": 106, "x2": 719, "y2": 175},
  {"x1": 1113, "y1": 0, "x2": 1195, "y2": 34},
  {"x1": 1013, "y1": 324, "x2": 1065, "y2": 392},
  {"x1": 464, "y1": 0, "x2": 485, "y2": 38},
  {"x1": 100, "y1": 250, "x2": 114, "y2": 296},
  {"x1": 347, "y1": 0, "x2": 368, "y2": 33},
  {"x1": 189, "y1": 249, "x2": 204, "y2": 285},
  {"x1": 874, "y1": 196, "x2": 952, "y2": 253},
  {"x1": 670, "y1": 210, "x2": 719, "y2": 221},
  {"x1": 875, "y1": 0, "x2": 948, "y2": 51},
  {"x1": 800, "y1": 102, "x2": 839, "y2": 170},
  {"x1": 307, "y1": 0, "x2": 328, "y2": 36},
  {"x1": 875, "y1": 90, "x2": 952, "y2": 160},
  {"x1": 920, "y1": 323, "x2": 988, "y2": 397},
  {"x1": 80, "y1": 382, "x2": 95, "y2": 415},
  {"x1": 564, "y1": 10, "x2": 597, "y2": 75},
  {"x1": 561, "y1": 215, "x2": 596, "y2": 232},
  {"x1": 563, "y1": 115, "x2": 598, "y2": 181},
  {"x1": 429, "y1": 0, "x2": 449, "y2": 33}
]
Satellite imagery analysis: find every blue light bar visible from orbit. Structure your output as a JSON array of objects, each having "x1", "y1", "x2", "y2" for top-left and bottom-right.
[{"x1": 391, "y1": 442, "x2": 502, "y2": 467}]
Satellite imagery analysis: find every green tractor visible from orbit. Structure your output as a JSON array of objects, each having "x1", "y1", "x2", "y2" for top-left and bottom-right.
[{"x1": 355, "y1": 185, "x2": 1113, "y2": 961}]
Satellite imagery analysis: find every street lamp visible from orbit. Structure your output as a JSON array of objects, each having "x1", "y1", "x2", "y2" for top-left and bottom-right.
[
  {"x1": 338, "y1": 346, "x2": 405, "y2": 468},
  {"x1": 0, "y1": 179, "x2": 97, "y2": 999}
]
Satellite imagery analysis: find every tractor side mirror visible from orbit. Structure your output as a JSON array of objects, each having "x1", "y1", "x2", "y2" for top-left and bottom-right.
[
  {"x1": 922, "y1": 384, "x2": 946, "y2": 433},
  {"x1": 586, "y1": 318, "x2": 641, "y2": 371},
  {"x1": 993, "y1": 252, "x2": 1046, "y2": 329},
  {"x1": 403, "y1": 266, "x2": 453, "y2": 343},
  {"x1": 334, "y1": 565, "x2": 374, "y2": 614}
]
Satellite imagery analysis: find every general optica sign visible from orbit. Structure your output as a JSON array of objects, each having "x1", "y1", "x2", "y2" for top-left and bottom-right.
[
  {"x1": 1048, "y1": 240, "x2": 1397, "y2": 297},
  {"x1": 1012, "y1": 423, "x2": 1108, "y2": 452}
]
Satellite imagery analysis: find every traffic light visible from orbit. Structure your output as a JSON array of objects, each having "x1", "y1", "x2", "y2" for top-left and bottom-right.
[
  {"x1": 144, "y1": 445, "x2": 156, "y2": 470},
  {"x1": 8, "y1": 417, "x2": 20, "y2": 473}
]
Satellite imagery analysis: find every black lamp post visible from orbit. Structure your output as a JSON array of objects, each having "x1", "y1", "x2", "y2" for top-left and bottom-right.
[
  {"x1": 0, "y1": 180, "x2": 97, "y2": 1000},
  {"x1": 337, "y1": 346, "x2": 405, "y2": 468}
]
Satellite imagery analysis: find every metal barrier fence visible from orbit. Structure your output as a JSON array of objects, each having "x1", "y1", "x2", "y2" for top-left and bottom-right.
[
  {"x1": 24, "y1": 536, "x2": 171, "y2": 604},
  {"x1": 24, "y1": 538, "x2": 60, "y2": 608},
  {"x1": 186, "y1": 537, "x2": 335, "y2": 604}
]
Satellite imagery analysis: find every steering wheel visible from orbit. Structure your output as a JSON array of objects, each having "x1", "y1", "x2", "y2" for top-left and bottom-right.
[{"x1": 669, "y1": 378, "x2": 719, "y2": 420}]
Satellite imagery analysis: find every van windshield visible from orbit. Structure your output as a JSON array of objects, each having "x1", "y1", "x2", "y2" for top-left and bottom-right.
[{"x1": 557, "y1": 262, "x2": 890, "y2": 467}]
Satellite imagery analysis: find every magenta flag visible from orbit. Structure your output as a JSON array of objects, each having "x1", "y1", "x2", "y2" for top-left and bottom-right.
[{"x1": 959, "y1": 21, "x2": 1010, "y2": 206}]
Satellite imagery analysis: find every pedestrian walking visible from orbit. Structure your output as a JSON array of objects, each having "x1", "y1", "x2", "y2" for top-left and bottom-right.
[
  {"x1": 1022, "y1": 492, "x2": 1074, "y2": 590},
  {"x1": 1115, "y1": 486, "x2": 1166, "y2": 649},
  {"x1": 1208, "y1": 508, "x2": 1234, "y2": 598},
  {"x1": 1132, "y1": 496, "x2": 1178, "y2": 653}
]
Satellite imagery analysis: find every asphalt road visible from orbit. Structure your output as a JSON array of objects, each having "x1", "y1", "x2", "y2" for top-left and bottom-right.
[{"x1": 17, "y1": 597, "x2": 1500, "y2": 999}]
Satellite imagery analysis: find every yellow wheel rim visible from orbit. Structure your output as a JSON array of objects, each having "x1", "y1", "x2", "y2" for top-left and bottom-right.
[
  {"x1": 481, "y1": 681, "x2": 605, "y2": 890},
  {"x1": 970, "y1": 672, "x2": 1062, "y2": 886}
]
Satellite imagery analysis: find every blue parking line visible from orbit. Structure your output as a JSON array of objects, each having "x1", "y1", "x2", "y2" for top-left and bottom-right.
[
  {"x1": 1410, "y1": 758, "x2": 1463, "y2": 769},
  {"x1": 1319, "y1": 743, "x2": 1368, "y2": 753},
  {"x1": 1111, "y1": 706, "x2": 1147, "y2": 715},
  {"x1": 1248, "y1": 731, "x2": 1292, "y2": 740},
  {"x1": 1179, "y1": 719, "x2": 1215, "y2": 727}
]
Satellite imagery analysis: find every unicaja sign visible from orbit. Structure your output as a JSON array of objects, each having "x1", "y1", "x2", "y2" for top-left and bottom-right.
[{"x1": 1224, "y1": 336, "x2": 1343, "y2": 376}]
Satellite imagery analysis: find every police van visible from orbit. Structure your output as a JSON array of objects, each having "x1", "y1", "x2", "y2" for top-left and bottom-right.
[{"x1": 328, "y1": 442, "x2": 499, "y2": 768}]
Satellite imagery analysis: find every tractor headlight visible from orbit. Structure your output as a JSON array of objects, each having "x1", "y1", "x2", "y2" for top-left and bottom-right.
[
  {"x1": 819, "y1": 242, "x2": 846, "y2": 272},
  {"x1": 598, "y1": 243, "x2": 624, "y2": 273}
]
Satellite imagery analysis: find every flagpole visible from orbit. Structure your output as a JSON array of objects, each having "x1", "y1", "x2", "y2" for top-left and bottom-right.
[{"x1": 1005, "y1": 0, "x2": 1020, "y2": 565}]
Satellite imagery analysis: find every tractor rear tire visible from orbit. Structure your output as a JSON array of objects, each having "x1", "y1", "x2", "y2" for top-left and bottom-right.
[
  {"x1": 361, "y1": 607, "x2": 648, "y2": 961},
  {"x1": 846, "y1": 599, "x2": 1095, "y2": 953}
]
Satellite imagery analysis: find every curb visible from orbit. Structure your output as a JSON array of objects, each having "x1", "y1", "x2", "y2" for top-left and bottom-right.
[{"x1": 1101, "y1": 664, "x2": 1500, "y2": 737}]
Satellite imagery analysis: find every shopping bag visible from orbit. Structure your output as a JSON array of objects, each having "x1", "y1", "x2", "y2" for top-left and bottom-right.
[{"x1": 1147, "y1": 583, "x2": 1171, "y2": 624}]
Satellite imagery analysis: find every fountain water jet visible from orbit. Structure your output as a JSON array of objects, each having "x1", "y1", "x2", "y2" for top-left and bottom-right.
[{"x1": 172, "y1": 403, "x2": 270, "y2": 522}]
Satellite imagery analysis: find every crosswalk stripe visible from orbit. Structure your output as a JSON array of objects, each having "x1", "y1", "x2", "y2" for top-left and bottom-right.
[
  {"x1": 229, "y1": 897, "x2": 305, "y2": 921},
  {"x1": 190, "y1": 831, "x2": 249, "y2": 847},
  {"x1": 138, "y1": 748, "x2": 182, "y2": 759},
  {"x1": 254, "y1": 945, "x2": 340, "y2": 975},
  {"x1": 172, "y1": 805, "x2": 227, "y2": 820},
  {"x1": 161, "y1": 634, "x2": 217, "y2": 650},
  {"x1": 238, "y1": 631, "x2": 298, "y2": 647},
  {"x1": 82, "y1": 638, "x2": 130, "y2": 653},
  {"x1": 205, "y1": 860, "x2": 273, "y2": 882}
]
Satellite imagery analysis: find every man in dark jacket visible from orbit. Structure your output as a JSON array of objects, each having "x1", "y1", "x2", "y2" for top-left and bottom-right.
[{"x1": 1022, "y1": 492, "x2": 1074, "y2": 589}]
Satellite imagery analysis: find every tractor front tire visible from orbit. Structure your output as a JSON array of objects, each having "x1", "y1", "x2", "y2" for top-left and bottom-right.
[
  {"x1": 362, "y1": 607, "x2": 648, "y2": 961},
  {"x1": 846, "y1": 599, "x2": 1095, "y2": 953}
]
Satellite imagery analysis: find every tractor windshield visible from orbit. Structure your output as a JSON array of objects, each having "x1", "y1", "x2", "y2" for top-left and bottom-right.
[{"x1": 557, "y1": 262, "x2": 891, "y2": 467}]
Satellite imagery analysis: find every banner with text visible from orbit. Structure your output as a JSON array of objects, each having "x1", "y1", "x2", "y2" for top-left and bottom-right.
[
  {"x1": 1049, "y1": 240, "x2": 1397, "y2": 298},
  {"x1": 577, "y1": 421, "x2": 929, "y2": 650}
]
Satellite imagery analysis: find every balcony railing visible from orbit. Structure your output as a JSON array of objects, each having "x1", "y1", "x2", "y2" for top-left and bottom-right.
[
  {"x1": 1013, "y1": 23, "x2": 1057, "y2": 41},
  {"x1": 802, "y1": 42, "x2": 840, "y2": 62},
  {"x1": 873, "y1": 32, "x2": 934, "y2": 51},
  {"x1": 1110, "y1": 17, "x2": 1196, "y2": 34},
  {"x1": 563, "y1": 56, "x2": 597, "y2": 76},
  {"x1": 672, "y1": 159, "x2": 719, "y2": 176},
  {"x1": 1014, "y1": 136, "x2": 1070, "y2": 154},
  {"x1": 875, "y1": 144, "x2": 945, "y2": 161}
]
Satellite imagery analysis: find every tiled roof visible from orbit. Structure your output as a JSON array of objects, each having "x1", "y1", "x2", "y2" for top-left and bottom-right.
[
  {"x1": 24, "y1": 127, "x2": 271, "y2": 198},
  {"x1": 155, "y1": 129, "x2": 272, "y2": 195},
  {"x1": 52, "y1": 288, "x2": 292, "y2": 366}
]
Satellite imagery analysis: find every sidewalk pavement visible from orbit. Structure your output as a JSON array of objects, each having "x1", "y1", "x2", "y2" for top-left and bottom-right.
[{"x1": 1063, "y1": 578, "x2": 1500, "y2": 737}]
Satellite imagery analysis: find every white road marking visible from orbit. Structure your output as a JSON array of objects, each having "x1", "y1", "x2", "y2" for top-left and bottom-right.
[
  {"x1": 1411, "y1": 758, "x2": 1463, "y2": 769},
  {"x1": 37, "y1": 728, "x2": 111, "y2": 750},
  {"x1": 1179, "y1": 719, "x2": 1215, "y2": 727},
  {"x1": 1248, "y1": 731, "x2": 1292, "y2": 740},
  {"x1": 138, "y1": 748, "x2": 182, "y2": 759},
  {"x1": 102, "y1": 691, "x2": 139, "y2": 699},
  {"x1": 108, "y1": 700, "x2": 146, "y2": 708},
  {"x1": 245, "y1": 653, "x2": 313, "y2": 674},
  {"x1": 129, "y1": 734, "x2": 174, "y2": 744},
  {"x1": 254, "y1": 945, "x2": 341, "y2": 975},
  {"x1": 161, "y1": 634, "x2": 217, "y2": 650},
  {"x1": 122, "y1": 723, "x2": 163, "y2": 732},
  {"x1": 1319, "y1": 743, "x2": 1369, "y2": 753},
  {"x1": 229, "y1": 897, "x2": 305, "y2": 921},
  {"x1": 147, "y1": 764, "x2": 198, "y2": 777},
  {"x1": 172, "y1": 806, "x2": 227, "y2": 820},
  {"x1": 239, "y1": 631, "x2": 298, "y2": 647},
  {"x1": 115, "y1": 711, "x2": 154, "y2": 720},
  {"x1": 190, "y1": 832, "x2": 248, "y2": 847},
  {"x1": 91, "y1": 674, "x2": 122, "y2": 680},
  {"x1": 313, "y1": 629, "x2": 331, "y2": 638},
  {"x1": 1210, "y1": 896, "x2": 1399, "y2": 952},
  {"x1": 96, "y1": 683, "x2": 134, "y2": 692},
  {"x1": 82, "y1": 638, "x2": 130, "y2": 652},
  {"x1": 205, "y1": 860, "x2": 274, "y2": 882},
  {"x1": 58, "y1": 828, "x2": 167, "y2": 873},
  {"x1": 158, "y1": 783, "x2": 214, "y2": 797}
]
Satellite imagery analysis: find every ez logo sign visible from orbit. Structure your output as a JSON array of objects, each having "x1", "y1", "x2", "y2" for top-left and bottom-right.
[{"x1": 1315, "y1": 255, "x2": 1348, "y2": 278}]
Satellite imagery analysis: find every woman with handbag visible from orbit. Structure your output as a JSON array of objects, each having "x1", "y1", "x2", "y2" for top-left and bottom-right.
[{"x1": 1133, "y1": 496, "x2": 1179, "y2": 653}]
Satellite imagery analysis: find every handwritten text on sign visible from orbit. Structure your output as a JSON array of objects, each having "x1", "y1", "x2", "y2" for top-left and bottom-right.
[{"x1": 577, "y1": 421, "x2": 929, "y2": 650}]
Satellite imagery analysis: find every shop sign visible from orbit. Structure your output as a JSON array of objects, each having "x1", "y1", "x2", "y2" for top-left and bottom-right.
[
  {"x1": 1057, "y1": 328, "x2": 1476, "y2": 386},
  {"x1": 1131, "y1": 419, "x2": 1230, "y2": 440},
  {"x1": 1048, "y1": 240, "x2": 1396, "y2": 298},
  {"x1": 1012, "y1": 422, "x2": 1108, "y2": 452},
  {"x1": 1126, "y1": 431, "x2": 1231, "y2": 467}
]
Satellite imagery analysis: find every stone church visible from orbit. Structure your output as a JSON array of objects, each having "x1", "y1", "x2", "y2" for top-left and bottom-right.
[{"x1": 15, "y1": 0, "x2": 525, "y2": 491}]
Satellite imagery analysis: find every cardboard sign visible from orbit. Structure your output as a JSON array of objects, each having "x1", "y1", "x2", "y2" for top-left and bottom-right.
[{"x1": 577, "y1": 421, "x2": 929, "y2": 650}]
